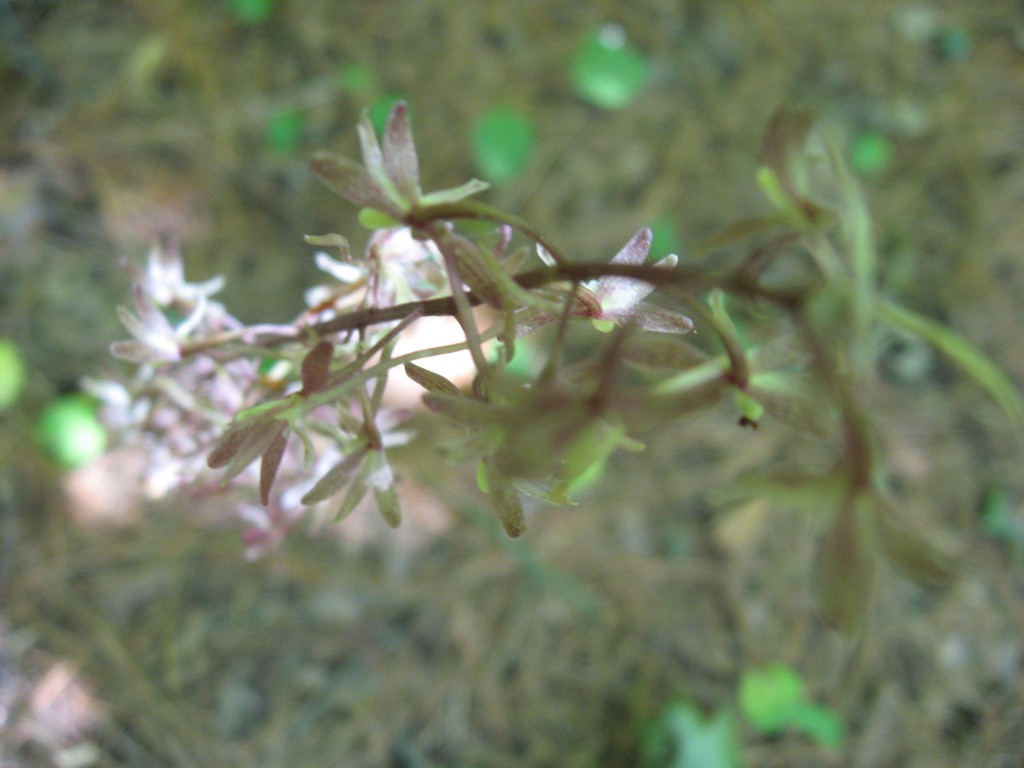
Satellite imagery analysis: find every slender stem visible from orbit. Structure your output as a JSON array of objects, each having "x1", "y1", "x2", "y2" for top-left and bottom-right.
[
  {"x1": 215, "y1": 263, "x2": 800, "y2": 351},
  {"x1": 297, "y1": 327, "x2": 503, "y2": 415},
  {"x1": 427, "y1": 222, "x2": 491, "y2": 373},
  {"x1": 701, "y1": 292, "x2": 751, "y2": 387},
  {"x1": 411, "y1": 201, "x2": 570, "y2": 266},
  {"x1": 537, "y1": 282, "x2": 580, "y2": 388}
]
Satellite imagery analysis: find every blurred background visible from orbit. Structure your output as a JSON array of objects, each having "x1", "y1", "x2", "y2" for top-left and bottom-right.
[{"x1": 1, "y1": 1, "x2": 1023, "y2": 766}]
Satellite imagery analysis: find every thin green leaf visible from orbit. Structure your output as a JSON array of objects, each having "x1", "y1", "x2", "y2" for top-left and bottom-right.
[
  {"x1": 423, "y1": 391, "x2": 504, "y2": 425},
  {"x1": 309, "y1": 151, "x2": 395, "y2": 213},
  {"x1": 334, "y1": 462, "x2": 370, "y2": 522},
  {"x1": 877, "y1": 298, "x2": 1024, "y2": 425},
  {"x1": 418, "y1": 178, "x2": 490, "y2": 207},
  {"x1": 815, "y1": 496, "x2": 875, "y2": 635},
  {"x1": 872, "y1": 496, "x2": 955, "y2": 586},
  {"x1": 219, "y1": 420, "x2": 286, "y2": 484},
  {"x1": 404, "y1": 362, "x2": 461, "y2": 395},
  {"x1": 368, "y1": 448, "x2": 400, "y2": 527},
  {"x1": 259, "y1": 428, "x2": 289, "y2": 504},
  {"x1": 482, "y1": 460, "x2": 526, "y2": 537},
  {"x1": 710, "y1": 472, "x2": 846, "y2": 510},
  {"x1": 300, "y1": 448, "x2": 366, "y2": 505},
  {"x1": 303, "y1": 233, "x2": 351, "y2": 263}
]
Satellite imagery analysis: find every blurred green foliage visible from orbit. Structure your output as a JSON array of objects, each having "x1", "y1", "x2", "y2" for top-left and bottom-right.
[
  {"x1": 739, "y1": 663, "x2": 843, "y2": 749},
  {"x1": 266, "y1": 110, "x2": 305, "y2": 154},
  {"x1": 471, "y1": 107, "x2": 536, "y2": 184},
  {"x1": 337, "y1": 63, "x2": 376, "y2": 94},
  {"x1": 936, "y1": 26, "x2": 971, "y2": 62},
  {"x1": 649, "y1": 214, "x2": 684, "y2": 260},
  {"x1": 229, "y1": 0, "x2": 275, "y2": 25},
  {"x1": 982, "y1": 486, "x2": 1024, "y2": 557},
  {"x1": 850, "y1": 131, "x2": 892, "y2": 177},
  {"x1": 571, "y1": 26, "x2": 650, "y2": 109},
  {"x1": 36, "y1": 395, "x2": 107, "y2": 468},
  {"x1": 0, "y1": 338, "x2": 27, "y2": 412},
  {"x1": 643, "y1": 701, "x2": 741, "y2": 768}
]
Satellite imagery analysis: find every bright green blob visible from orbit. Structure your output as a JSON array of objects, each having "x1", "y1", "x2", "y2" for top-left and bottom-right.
[
  {"x1": 732, "y1": 388, "x2": 765, "y2": 424},
  {"x1": 739, "y1": 663, "x2": 843, "y2": 749},
  {"x1": 650, "y1": 214, "x2": 683, "y2": 259},
  {"x1": 850, "y1": 131, "x2": 892, "y2": 177},
  {"x1": 337, "y1": 64, "x2": 375, "y2": 93},
  {"x1": 571, "y1": 26, "x2": 650, "y2": 110},
  {"x1": 266, "y1": 111, "x2": 305, "y2": 154},
  {"x1": 471, "y1": 107, "x2": 536, "y2": 184},
  {"x1": 36, "y1": 395, "x2": 107, "y2": 468},
  {"x1": 358, "y1": 207, "x2": 399, "y2": 229},
  {"x1": 0, "y1": 338, "x2": 27, "y2": 412},
  {"x1": 230, "y1": 0, "x2": 274, "y2": 24},
  {"x1": 492, "y1": 339, "x2": 536, "y2": 380}
]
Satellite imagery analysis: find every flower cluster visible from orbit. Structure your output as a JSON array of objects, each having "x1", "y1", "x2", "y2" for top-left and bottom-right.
[
  {"x1": 93, "y1": 102, "x2": 1019, "y2": 633},
  {"x1": 89, "y1": 239, "x2": 253, "y2": 498}
]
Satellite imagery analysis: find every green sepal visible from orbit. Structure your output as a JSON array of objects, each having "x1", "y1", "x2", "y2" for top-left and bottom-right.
[{"x1": 358, "y1": 207, "x2": 400, "y2": 229}]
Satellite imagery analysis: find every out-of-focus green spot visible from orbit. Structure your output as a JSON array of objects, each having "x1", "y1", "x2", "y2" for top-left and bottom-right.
[
  {"x1": 369, "y1": 94, "x2": 410, "y2": 136},
  {"x1": 36, "y1": 395, "x2": 107, "y2": 468},
  {"x1": 338, "y1": 64, "x2": 375, "y2": 93},
  {"x1": 229, "y1": 0, "x2": 274, "y2": 25},
  {"x1": 495, "y1": 339, "x2": 536, "y2": 380},
  {"x1": 475, "y1": 459, "x2": 491, "y2": 494},
  {"x1": 850, "y1": 131, "x2": 892, "y2": 177},
  {"x1": 266, "y1": 111, "x2": 305, "y2": 154},
  {"x1": 571, "y1": 25, "x2": 650, "y2": 110},
  {"x1": 981, "y1": 485, "x2": 1024, "y2": 553},
  {"x1": 358, "y1": 207, "x2": 399, "y2": 230},
  {"x1": 562, "y1": 454, "x2": 606, "y2": 497},
  {"x1": 471, "y1": 107, "x2": 536, "y2": 184},
  {"x1": 732, "y1": 388, "x2": 764, "y2": 424},
  {"x1": 642, "y1": 701, "x2": 741, "y2": 768},
  {"x1": 0, "y1": 338, "x2": 27, "y2": 412},
  {"x1": 936, "y1": 26, "x2": 970, "y2": 62},
  {"x1": 650, "y1": 214, "x2": 683, "y2": 259},
  {"x1": 258, "y1": 357, "x2": 292, "y2": 388},
  {"x1": 126, "y1": 36, "x2": 169, "y2": 93},
  {"x1": 739, "y1": 663, "x2": 843, "y2": 749},
  {"x1": 740, "y1": 663, "x2": 805, "y2": 730}
]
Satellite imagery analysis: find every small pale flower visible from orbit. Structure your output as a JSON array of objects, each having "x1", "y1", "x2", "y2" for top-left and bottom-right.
[
  {"x1": 305, "y1": 227, "x2": 445, "y2": 314},
  {"x1": 110, "y1": 284, "x2": 183, "y2": 363},
  {"x1": 138, "y1": 236, "x2": 225, "y2": 307},
  {"x1": 529, "y1": 228, "x2": 694, "y2": 335},
  {"x1": 589, "y1": 228, "x2": 694, "y2": 333},
  {"x1": 111, "y1": 238, "x2": 239, "y2": 364}
]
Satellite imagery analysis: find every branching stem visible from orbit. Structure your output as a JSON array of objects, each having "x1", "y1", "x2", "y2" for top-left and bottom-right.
[{"x1": 183, "y1": 262, "x2": 806, "y2": 357}]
